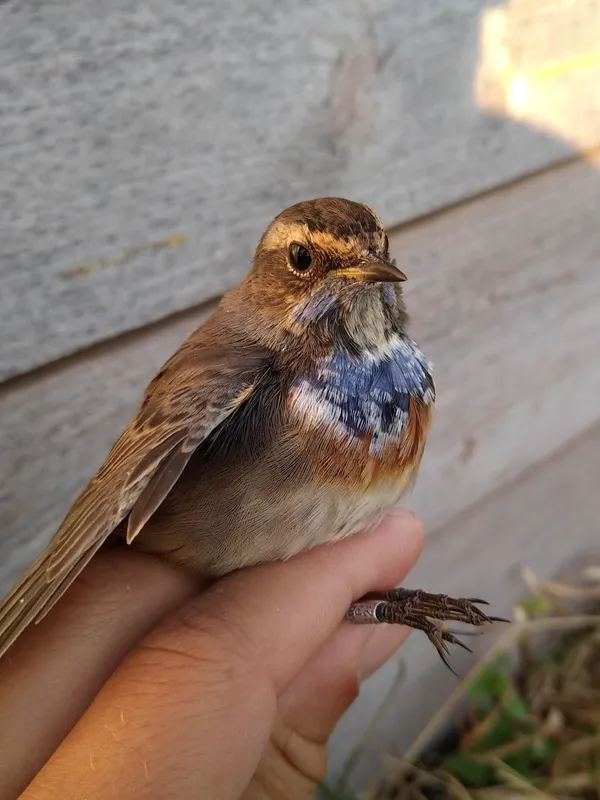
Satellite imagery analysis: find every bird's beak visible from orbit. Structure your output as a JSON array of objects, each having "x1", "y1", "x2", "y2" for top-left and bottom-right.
[{"x1": 331, "y1": 258, "x2": 407, "y2": 283}]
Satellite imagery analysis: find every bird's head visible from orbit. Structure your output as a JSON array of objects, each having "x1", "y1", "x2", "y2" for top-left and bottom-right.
[{"x1": 230, "y1": 198, "x2": 409, "y2": 355}]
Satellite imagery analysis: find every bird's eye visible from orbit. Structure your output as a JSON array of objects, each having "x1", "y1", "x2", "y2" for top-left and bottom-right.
[{"x1": 288, "y1": 242, "x2": 312, "y2": 275}]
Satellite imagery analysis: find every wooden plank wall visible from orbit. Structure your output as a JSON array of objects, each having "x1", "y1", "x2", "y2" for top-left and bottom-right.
[
  {"x1": 1, "y1": 0, "x2": 600, "y2": 778},
  {"x1": 3, "y1": 0, "x2": 600, "y2": 379}
]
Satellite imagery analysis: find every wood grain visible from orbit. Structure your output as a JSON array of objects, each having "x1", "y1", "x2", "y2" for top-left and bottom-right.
[
  {"x1": 329, "y1": 420, "x2": 600, "y2": 789},
  {"x1": 3, "y1": 0, "x2": 599, "y2": 378},
  {"x1": 2, "y1": 154, "x2": 600, "y2": 595}
]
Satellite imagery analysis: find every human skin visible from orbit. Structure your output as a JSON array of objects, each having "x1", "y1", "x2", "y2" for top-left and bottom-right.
[{"x1": 0, "y1": 510, "x2": 424, "y2": 800}]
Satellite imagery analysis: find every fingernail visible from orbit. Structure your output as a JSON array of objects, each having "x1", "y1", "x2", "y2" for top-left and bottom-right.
[{"x1": 386, "y1": 508, "x2": 419, "y2": 525}]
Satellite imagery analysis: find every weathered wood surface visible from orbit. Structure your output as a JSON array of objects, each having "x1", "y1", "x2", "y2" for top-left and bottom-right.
[
  {"x1": 2, "y1": 154, "x2": 600, "y2": 594},
  {"x1": 329, "y1": 421, "x2": 600, "y2": 789},
  {"x1": 3, "y1": 0, "x2": 600, "y2": 379}
]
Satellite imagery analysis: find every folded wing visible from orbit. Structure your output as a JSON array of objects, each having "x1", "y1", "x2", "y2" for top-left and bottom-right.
[{"x1": 0, "y1": 331, "x2": 269, "y2": 659}]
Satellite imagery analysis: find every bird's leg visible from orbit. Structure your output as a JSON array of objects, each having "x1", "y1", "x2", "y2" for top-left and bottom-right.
[{"x1": 346, "y1": 588, "x2": 509, "y2": 674}]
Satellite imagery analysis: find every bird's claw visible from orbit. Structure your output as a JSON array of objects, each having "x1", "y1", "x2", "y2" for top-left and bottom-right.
[{"x1": 346, "y1": 587, "x2": 508, "y2": 675}]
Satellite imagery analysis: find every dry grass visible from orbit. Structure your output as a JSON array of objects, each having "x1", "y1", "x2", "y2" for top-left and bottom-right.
[{"x1": 322, "y1": 561, "x2": 600, "y2": 800}]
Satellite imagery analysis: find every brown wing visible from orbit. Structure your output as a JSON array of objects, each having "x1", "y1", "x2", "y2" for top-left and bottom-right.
[{"x1": 0, "y1": 328, "x2": 269, "y2": 659}]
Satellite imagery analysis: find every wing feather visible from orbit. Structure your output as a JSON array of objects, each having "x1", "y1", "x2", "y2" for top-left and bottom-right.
[{"x1": 0, "y1": 329, "x2": 269, "y2": 659}]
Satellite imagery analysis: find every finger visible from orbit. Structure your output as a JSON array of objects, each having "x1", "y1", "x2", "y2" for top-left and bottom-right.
[
  {"x1": 247, "y1": 624, "x2": 413, "y2": 796},
  {"x1": 171, "y1": 509, "x2": 425, "y2": 694},
  {"x1": 26, "y1": 511, "x2": 424, "y2": 800},
  {"x1": 277, "y1": 618, "x2": 412, "y2": 745},
  {"x1": 246, "y1": 624, "x2": 382, "y2": 798},
  {"x1": 357, "y1": 623, "x2": 410, "y2": 681},
  {"x1": 0, "y1": 547, "x2": 199, "y2": 800}
]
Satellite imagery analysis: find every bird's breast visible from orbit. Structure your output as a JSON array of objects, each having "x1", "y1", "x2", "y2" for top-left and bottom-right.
[
  {"x1": 287, "y1": 335, "x2": 435, "y2": 489},
  {"x1": 137, "y1": 337, "x2": 434, "y2": 576}
]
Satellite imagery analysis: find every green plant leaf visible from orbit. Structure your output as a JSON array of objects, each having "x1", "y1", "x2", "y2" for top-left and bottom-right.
[
  {"x1": 443, "y1": 753, "x2": 496, "y2": 787},
  {"x1": 317, "y1": 782, "x2": 357, "y2": 800},
  {"x1": 465, "y1": 655, "x2": 512, "y2": 712},
  {"x1": 517, "y1": 594, "x2": 552, "y2": 616},
  {"x1": 502, "y1": 689, "x2": 530, "y2": 721},
  {"x1": 496, "y1": 738, "x2": 557, "y2": 781},
  {"x1": 532, "y1": 737, "x2": 558, "y2": 765},
  {"x1": 504, "y1": 749, "x2": 535, "y2": 779},
  {"x1": 468, "y1": 711, "x2": 516, "y2": 753}
]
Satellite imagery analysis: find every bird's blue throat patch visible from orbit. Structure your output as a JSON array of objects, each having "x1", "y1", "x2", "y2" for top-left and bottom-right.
[{"x1": 290, "y1": 335, "x2": 435, "y2": 445}]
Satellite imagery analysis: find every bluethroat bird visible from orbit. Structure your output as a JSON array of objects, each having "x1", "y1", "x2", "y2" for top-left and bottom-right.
[{"x1": 0, "y1": 198, "x2": 504, "y2": 671}]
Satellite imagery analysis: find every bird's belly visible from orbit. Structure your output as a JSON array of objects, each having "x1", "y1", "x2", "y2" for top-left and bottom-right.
[{"x1": 134, "y1": 443, "x2": 409, "y2": 577}]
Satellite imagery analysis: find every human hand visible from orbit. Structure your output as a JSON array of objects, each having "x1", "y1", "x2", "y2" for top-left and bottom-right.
[{"x1": 0, "y1": 511, "x2": 424, "y2": 800}]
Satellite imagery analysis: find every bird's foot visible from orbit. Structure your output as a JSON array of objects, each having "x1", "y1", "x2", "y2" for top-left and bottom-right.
[{"x1": 346, "y1": 588, "x2": 509, "y2": 675}]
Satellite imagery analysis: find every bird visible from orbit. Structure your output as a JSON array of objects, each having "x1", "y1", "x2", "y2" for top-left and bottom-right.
[{"x1": 0, "y1": 197, "x2": 504, "y2": 670}]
